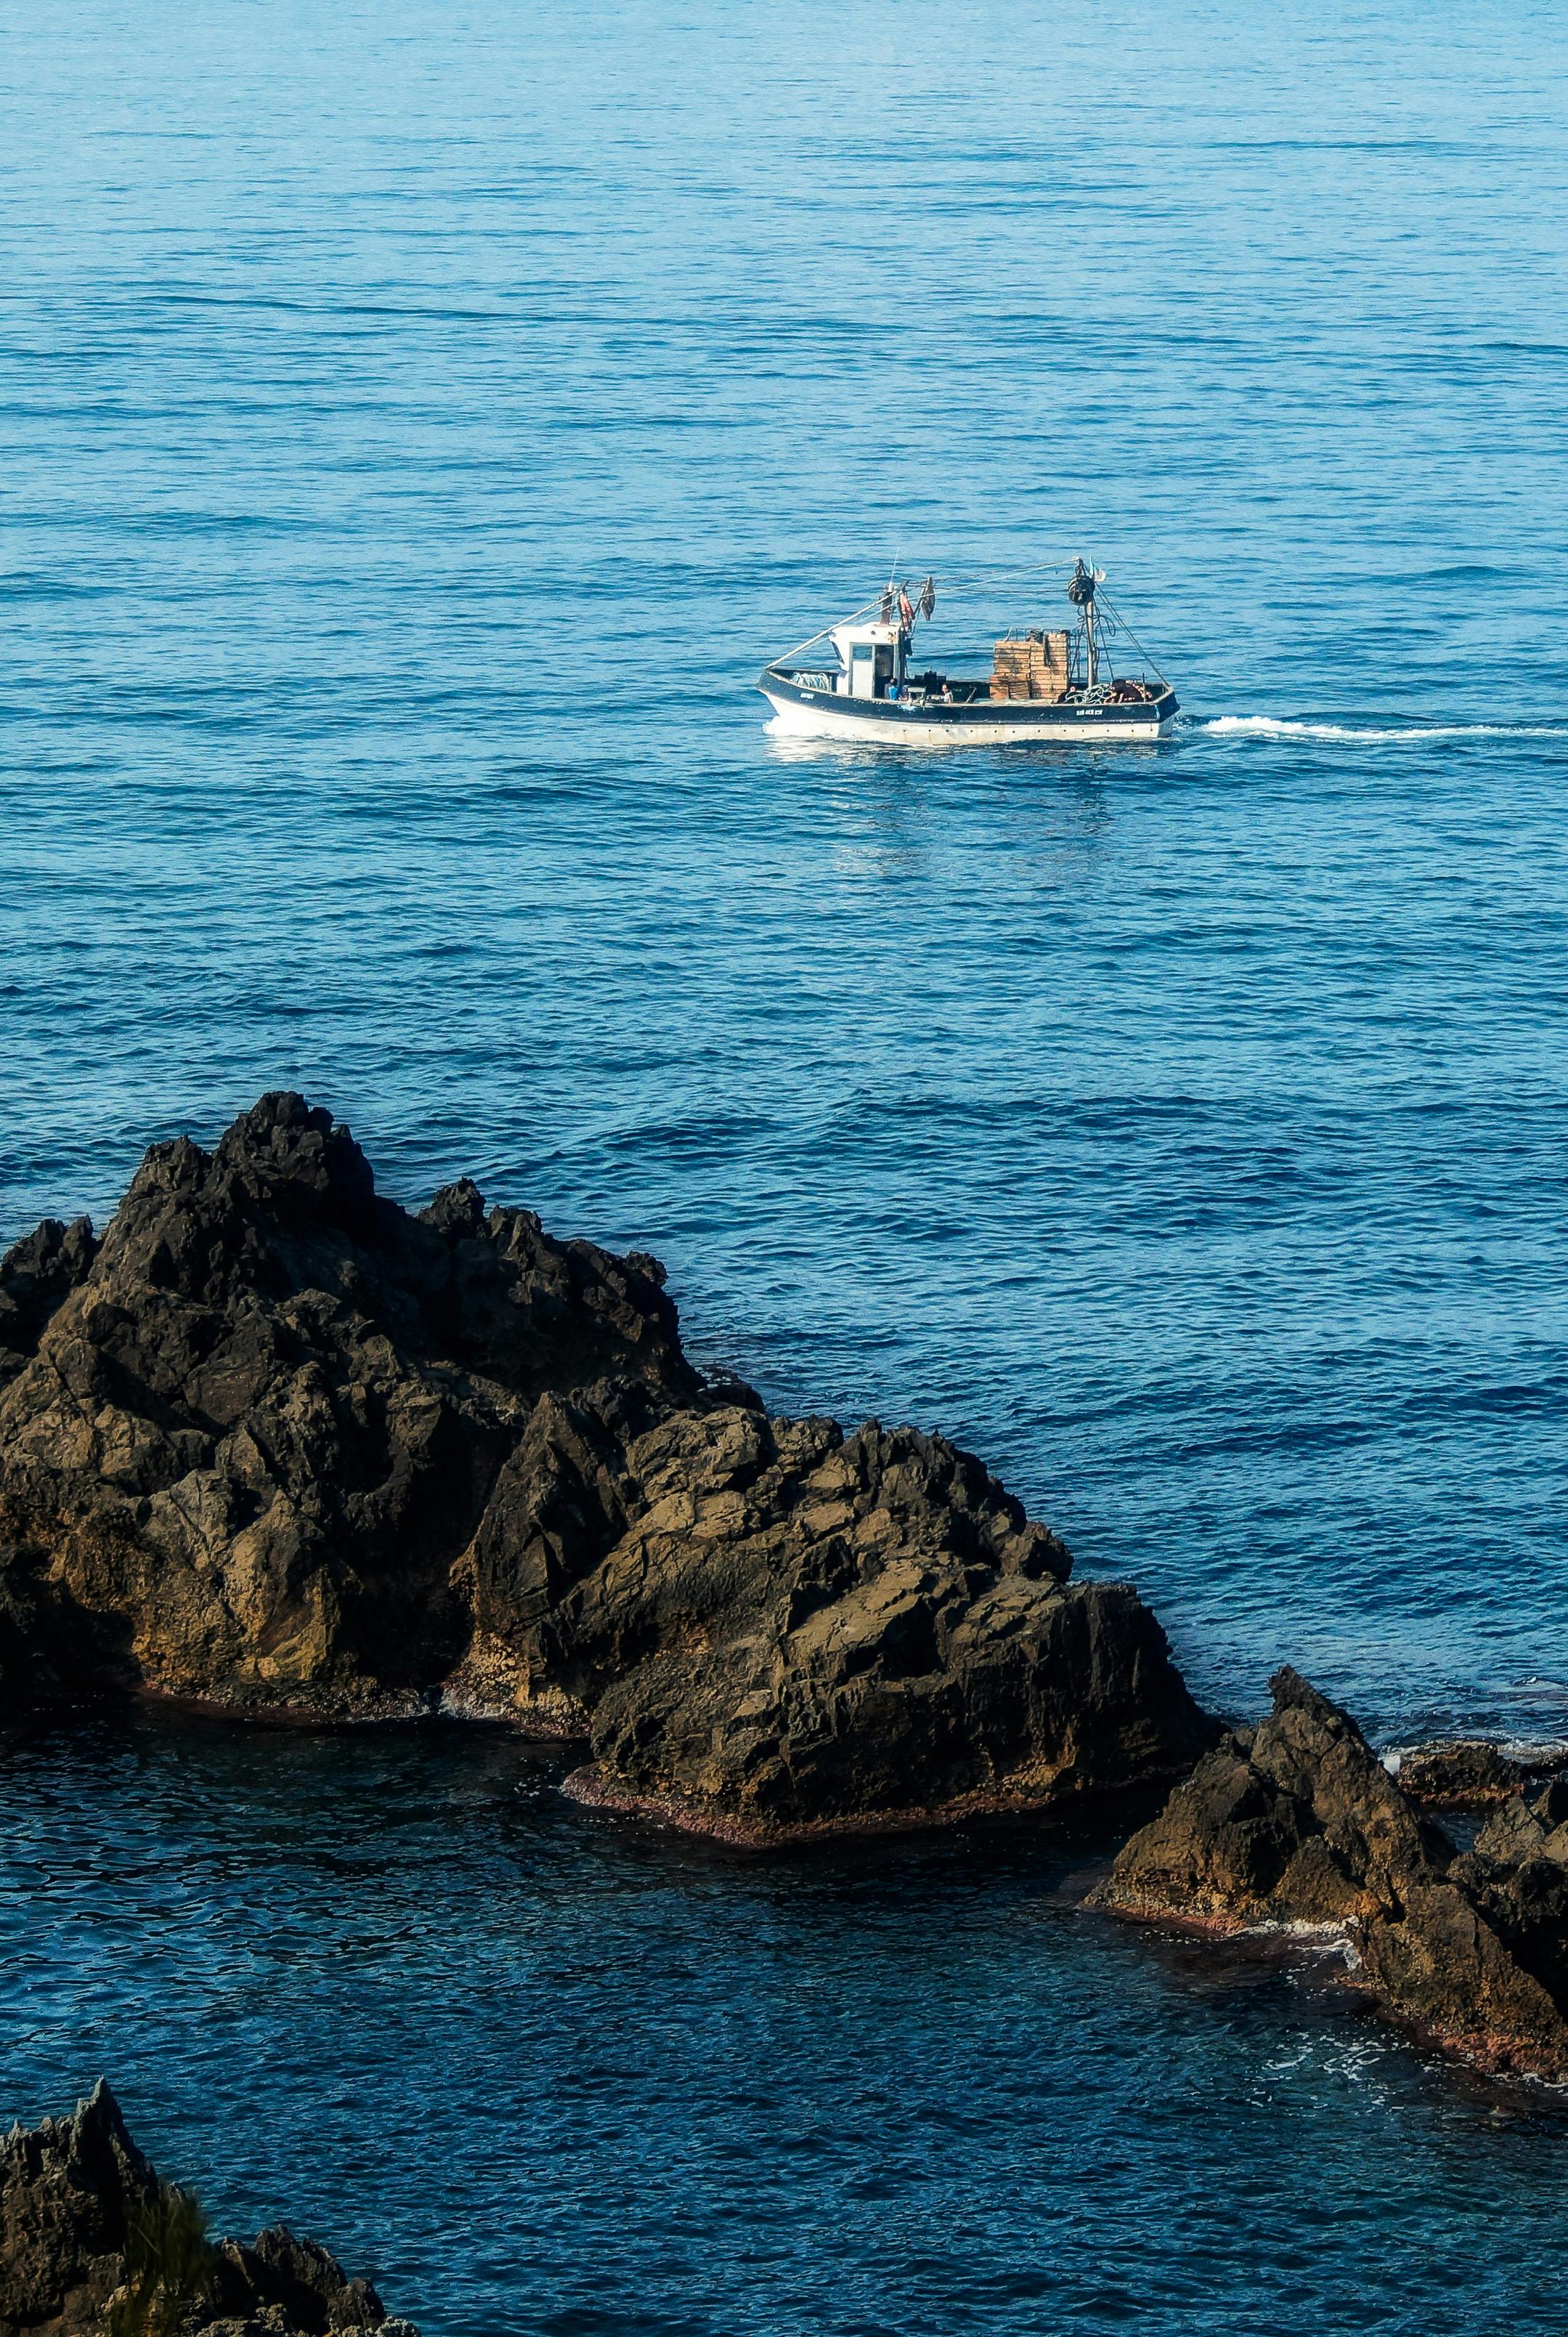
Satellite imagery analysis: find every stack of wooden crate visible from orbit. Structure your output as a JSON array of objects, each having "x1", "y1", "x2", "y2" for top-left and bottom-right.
[{"x1": 989, "y1": 629, "x2": 1071, "y2": 701}]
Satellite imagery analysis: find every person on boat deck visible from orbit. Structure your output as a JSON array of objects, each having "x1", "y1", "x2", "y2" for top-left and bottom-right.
[{"x1": 887, "y1": 679, "x2": 900, "y2": 701}]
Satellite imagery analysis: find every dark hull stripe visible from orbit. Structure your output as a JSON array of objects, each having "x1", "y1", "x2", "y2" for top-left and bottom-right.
[{"x1": 758, "y1": 669, "x2": 1179, "y2": 732}]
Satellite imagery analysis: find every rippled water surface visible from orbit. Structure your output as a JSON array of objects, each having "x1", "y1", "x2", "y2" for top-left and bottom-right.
[
  {"x1": 4, "y1": 1715, "x2": 1568, "y2": 2337},
  {"x1": 4, "y1": 0, "x2": 1568, "y2": 2325}
]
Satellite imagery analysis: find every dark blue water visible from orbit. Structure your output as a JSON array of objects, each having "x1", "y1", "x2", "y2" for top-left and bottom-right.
[
  {"x1": 4, "y1": 1714, "x2": 1566, "y2": 2337},
  {"x1": 5, "y1": 1, "x2": 1568, "y2": 2324}
]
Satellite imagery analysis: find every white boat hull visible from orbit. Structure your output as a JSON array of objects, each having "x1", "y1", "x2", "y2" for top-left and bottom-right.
[{"x1": 760, "y1": 674, "x2": 1177, "y2": 748}]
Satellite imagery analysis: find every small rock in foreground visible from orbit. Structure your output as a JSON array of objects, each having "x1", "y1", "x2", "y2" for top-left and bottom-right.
[
  {"x1": 0, "y1": 2079, "x2": 417, "y2": 2336},
  {"x1": 1092, "y1": 1668, "x2": 1568, "y2": 2082}
]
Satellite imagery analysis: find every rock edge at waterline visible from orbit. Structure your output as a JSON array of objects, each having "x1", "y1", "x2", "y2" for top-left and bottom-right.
[
  {"x1": 0, "y1": 1093, "x2": 1216, "y2": 1843},
  {"x1": 0, "y1": 2080, "x2": 417, "y2": 2337},
  {"x1": 1092, "y1": 1667, "x2": 1568, "y2": 2083}
]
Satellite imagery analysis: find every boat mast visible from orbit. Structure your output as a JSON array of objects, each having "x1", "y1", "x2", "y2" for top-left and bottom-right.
[{"x1": 1067, "y1": 559, "x2": 1106, "y2": 692}]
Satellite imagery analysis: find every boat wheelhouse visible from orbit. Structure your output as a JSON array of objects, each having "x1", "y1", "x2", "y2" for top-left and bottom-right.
[{"x1": 759, "y1": 561, "x2": 1178, "y2": 745}]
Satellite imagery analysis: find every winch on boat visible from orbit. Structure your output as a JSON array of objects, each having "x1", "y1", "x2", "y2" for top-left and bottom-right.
[{"x1": 759, "y1": 560, "x2": 1178, "y2": 745}]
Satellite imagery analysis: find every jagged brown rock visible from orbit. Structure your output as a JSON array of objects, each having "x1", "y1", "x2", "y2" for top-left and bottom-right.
[
  {"x1": 561, "y1": 1408, "x2": 1199, "y2": 1840},
  {"x1": 0, "y1": 2080, "x2": 415, "y2": 2336},
  {"x1": 1450, "y1": 1780, "x2": 1568, "y2": 2022},
  {"x1": 0, "y1": 1094, "x2": 1214, "y2": 1840},
  {"x1": 1093, "y1": 1668, "x2": 1568, "y2": 2081},
  {"x1": 1392, "y1": 1738, "x2": 1540, "y2": 1810}
]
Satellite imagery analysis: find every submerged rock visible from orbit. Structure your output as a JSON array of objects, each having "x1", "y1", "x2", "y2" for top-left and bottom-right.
[
  {"x1": 0, "y1": 1094, "x2": 1214, "y2": 1840},
  {"x1": 1093, "y1": 1668, "x2": 1568, "y2": 2081},
  {"x1": 0, "y1": 2079, "x2": 416, "y2": 2336}
]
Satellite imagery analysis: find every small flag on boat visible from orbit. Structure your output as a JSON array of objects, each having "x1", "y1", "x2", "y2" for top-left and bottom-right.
[
  {"x1": 898, "y1": 591, "x2": 915, "y2": 628},
  {"x1": 917, "y1": 575, "x2": 936, "y2": 619}
]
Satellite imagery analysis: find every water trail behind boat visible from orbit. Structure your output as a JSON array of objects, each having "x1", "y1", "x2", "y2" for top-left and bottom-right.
[{"x1": 1198, "y1": 714, "x2": 1568, "y2": 744}]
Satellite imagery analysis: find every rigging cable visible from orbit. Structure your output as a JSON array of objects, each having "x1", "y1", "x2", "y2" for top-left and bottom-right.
[{"x1": 768, "y1": 564, "x2": 1165, "y2": 678}]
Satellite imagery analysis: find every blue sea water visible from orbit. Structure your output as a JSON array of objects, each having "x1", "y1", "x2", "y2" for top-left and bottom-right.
[{"x1": 4, "y1": 0, "x2": 1568, "y2": 2327}]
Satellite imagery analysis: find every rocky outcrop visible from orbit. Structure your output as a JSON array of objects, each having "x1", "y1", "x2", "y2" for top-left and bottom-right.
[
  {"x1": 0, "y1": 1094, "x2": 1214, "y2": 1840},
  {"x1": 1093, "y1": 1668, "x2": 1568, "y2": 2081},
  {"x1": 1391, "y1": 1738, "x2": 1542, "y2": 1810},
  {"x1": 559, "y1": 1409, "x2": 1200, "y2": 1840},
  {"x1": 0, "y1": 2080, "x2": 415, "y2": 2336}
]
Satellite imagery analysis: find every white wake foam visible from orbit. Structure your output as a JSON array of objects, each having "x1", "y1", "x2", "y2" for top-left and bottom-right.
[{"x1": 1200, "y1": 714, "x2": 1568, "y2": 744}]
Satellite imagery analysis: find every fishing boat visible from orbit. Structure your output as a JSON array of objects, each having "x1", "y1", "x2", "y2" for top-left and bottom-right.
[{"x1": 759, "y1": 561, "x2": 1177, "y2": 745}]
